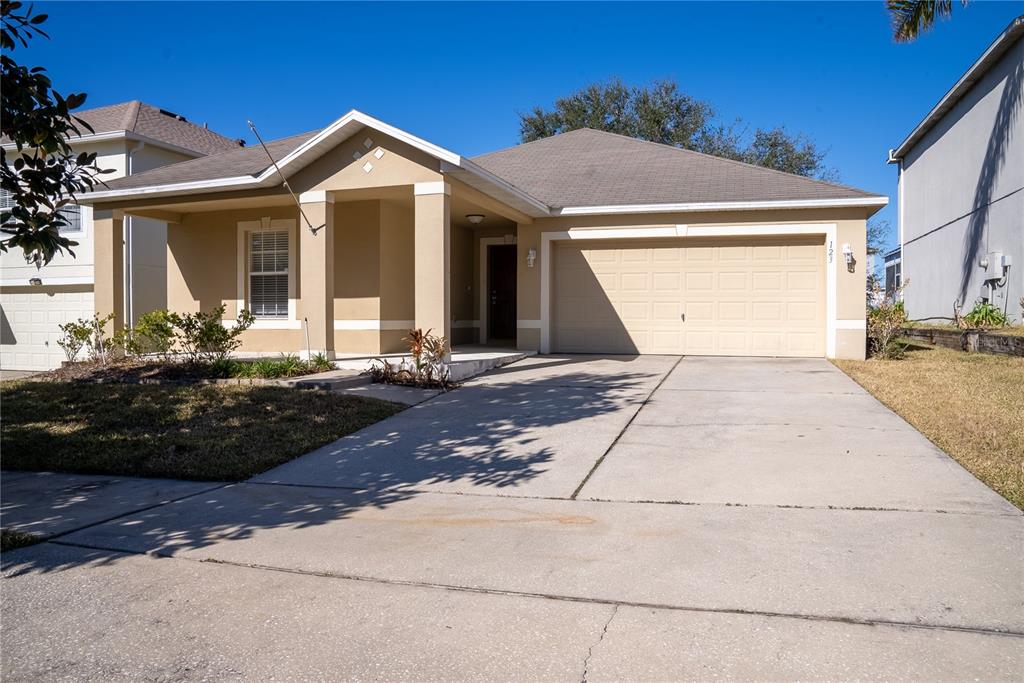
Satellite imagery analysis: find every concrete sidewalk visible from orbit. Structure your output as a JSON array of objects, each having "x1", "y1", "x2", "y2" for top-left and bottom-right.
[{"x1": 2, "y1": 355, "x2": 1022, "y2": 680}]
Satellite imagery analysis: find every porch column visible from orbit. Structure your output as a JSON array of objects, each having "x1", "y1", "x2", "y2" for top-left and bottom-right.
[
  {"x1": 413, "y1": 181, "x2": 451, "y2": 357},
  {"x1": 298, "y1": 192, "x2": 335, "y2": 359},
  {"x1": 93, "y1": 209, "x2": 125, "y2": 339}
]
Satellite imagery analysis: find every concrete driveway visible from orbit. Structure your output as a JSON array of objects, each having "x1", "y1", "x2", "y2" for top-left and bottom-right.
[{"x1": 3, "y1": 356, "x2": 1022, "y2": 680}]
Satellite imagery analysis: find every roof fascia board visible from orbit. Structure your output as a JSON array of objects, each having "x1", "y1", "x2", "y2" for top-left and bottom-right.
[
  {"x1": 890, "y1": 16, "x2": 1023, "y2": 161},
  {"x1": 554, "y1": 196, "x2": 889, "y2": 216},
  {"x1": 82, "y1": 175, "x2": 258, "y2": 202},
  {"x1": 2, "y1": 130, "x2": 209, "y2": 158}
]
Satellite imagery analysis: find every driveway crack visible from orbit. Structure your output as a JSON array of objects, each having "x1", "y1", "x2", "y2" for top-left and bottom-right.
[
  {"x1": 571, "y1": 356, "x2": 683, "y2": 499},
  {"x1": 582, "y1": 604, "x2": 618, "y2": 682}
]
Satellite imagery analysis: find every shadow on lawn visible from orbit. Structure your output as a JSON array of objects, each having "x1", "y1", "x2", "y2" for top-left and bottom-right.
[{"x1": 2, "y1": 355, "x2": 666, "y2": 576}]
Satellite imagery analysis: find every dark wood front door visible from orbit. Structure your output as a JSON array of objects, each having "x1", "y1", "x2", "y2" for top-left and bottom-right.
[{"x1": 487, "y1": 244, "x2": 517, "y2": 341}]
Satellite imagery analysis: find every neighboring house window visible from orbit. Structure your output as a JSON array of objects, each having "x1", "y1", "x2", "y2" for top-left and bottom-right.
[
  {"x1": 885, "y1": 261, "x2": 902, "y2": 297},
  {"x1": 0, "y1": 189, "x2": 82, "y2": 233},
  {"x1": 59, "y1": 204, "x2": 82, "y2": 233},
  {"x1": 249, "y1": 230, "x2": 289, "y2": 318}
]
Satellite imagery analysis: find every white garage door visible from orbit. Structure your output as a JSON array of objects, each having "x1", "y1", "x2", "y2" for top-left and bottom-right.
[
  {"x1": 1, "y1": 287, "x2": 95, "y2": 370},
  {"x1": 553, "y1": 237, "x2": 825, "y2": 357}
]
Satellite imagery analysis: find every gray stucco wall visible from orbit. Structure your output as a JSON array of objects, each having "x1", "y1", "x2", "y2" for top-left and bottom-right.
[{"x1": 901, "y1": 37, "x2": 1023, "y2": 322}]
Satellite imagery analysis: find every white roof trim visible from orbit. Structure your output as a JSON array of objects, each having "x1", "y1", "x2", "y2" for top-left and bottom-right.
[
  {"x1": 2, "y1": 129, "x2": 212, "y2": 159},
  {"x1": 86, "y1": 174, "x2": 258, "y2": 200},
  {"x1": 553, "y1": 196, "x2": 889, "y2": 216},
  {"x1": 890, "y1": 15, "x2": 1024, "y2": 161}
]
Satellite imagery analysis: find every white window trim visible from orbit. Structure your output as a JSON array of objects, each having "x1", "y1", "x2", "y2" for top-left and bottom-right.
[
  {"x1": 538, "y1": 223, "x2": 848, "y2": 359},
  {"x1": 236, "y1": 217, "x2": 298, "y2": 329}
]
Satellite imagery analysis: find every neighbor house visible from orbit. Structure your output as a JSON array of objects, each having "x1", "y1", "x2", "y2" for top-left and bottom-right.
[
  {"x1": 888, "y1": 15, "x2": 1023, "y2": 322},
  {"x1": 80, "y1": 110, "x2": 886, "y2": 361},
  {"x1": 1, "y1": 101, "x2": 242, "y2": 370}
]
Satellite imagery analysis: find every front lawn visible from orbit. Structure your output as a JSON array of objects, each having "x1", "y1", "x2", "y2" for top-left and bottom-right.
[
  {"x1": 0, "y1": 382, "x2": 403, "y2": 481},
  {"x1": 835, "y1": 345, "x2": 1024, "y2": 509}
]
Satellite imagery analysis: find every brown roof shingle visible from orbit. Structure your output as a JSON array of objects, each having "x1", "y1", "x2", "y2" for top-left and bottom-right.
[
  {"x1": 3, "y1": 101, "x2": 242, "y2": 156},
  {"x1": 471, "y1": 128, "x2": 879, "y2": 208},
  {"x1": 91, "y1": 117, "x2": 885, "y2": 210},
  {"x1": 100, "y1": 131, "x2": 317, "y2": 191}
]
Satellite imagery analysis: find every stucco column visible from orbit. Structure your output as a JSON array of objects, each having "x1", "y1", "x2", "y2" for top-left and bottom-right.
[
  {"x1": 413, "y1": 181, "x2": 451, "y2": 357},
  {"x1": 92, "y1": 208, "x2": 125, "y2": 340},
  {"x1": 298, "y1": 192, "x2": 335, "y2": 359}
]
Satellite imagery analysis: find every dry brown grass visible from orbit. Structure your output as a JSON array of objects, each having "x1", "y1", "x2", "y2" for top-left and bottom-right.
[{"x1": 835, "y1": 345, "x2": 1024, "y2": 509}]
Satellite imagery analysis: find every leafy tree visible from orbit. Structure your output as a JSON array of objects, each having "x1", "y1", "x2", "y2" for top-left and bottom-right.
[
  {"x1": 520, "y1": 79, "x2": 832, "y2": 179},
  {"x1": 888, "y1": 1, "x2": 969, "y2": 43},
  {"x1": 1, "y1": 1, "x2": 110, "y2": 266}
]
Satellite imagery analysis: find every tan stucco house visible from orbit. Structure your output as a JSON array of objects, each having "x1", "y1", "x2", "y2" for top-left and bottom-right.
[{"x1": 81, "y1": 110, "x2": 887, "y2": 361}]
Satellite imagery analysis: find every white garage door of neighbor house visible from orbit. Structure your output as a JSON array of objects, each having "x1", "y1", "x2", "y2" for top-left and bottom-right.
[
  {"x1": 552, "y1": 237, "x2": 826, "y2": 357},
  {"x1": 0, "y1": 287, "x2": 95, "y2": 370}
]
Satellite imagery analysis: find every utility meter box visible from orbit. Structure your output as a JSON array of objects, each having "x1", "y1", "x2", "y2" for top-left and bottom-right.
[{"x1": 981, "y1": 252, "x2": 1011, "y2": 281}]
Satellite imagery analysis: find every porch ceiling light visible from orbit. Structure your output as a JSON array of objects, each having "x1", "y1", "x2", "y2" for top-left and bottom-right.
[{"x1": 466, "y1": 214, "x2": 485, "y2": 224}]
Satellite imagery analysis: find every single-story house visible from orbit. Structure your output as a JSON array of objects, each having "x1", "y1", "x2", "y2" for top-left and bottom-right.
[
  {"x1": 888, "y1": 15, "x2": 1023, "y2": 322},
  {"x1": 1, "y1": 101, "x2": 241, "y2": 369},
  {"x1": 81, "y1": 110, "x2": 887, "y2": 360}
]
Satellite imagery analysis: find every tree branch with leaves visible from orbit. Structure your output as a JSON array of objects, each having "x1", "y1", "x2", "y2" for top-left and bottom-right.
[
  {"x1": 1, "y1": 1, "x2": 111, "y2": 266},
  {"x1": 519, "y1": 78, "x2": 834, "y2": 180}
]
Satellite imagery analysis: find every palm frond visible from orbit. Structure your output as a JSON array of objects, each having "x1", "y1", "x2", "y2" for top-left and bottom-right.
[{"x1": 887, "y1": 0, "x2": 961, "y2": 43}]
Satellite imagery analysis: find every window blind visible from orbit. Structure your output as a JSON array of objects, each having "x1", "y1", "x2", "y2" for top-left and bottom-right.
[{"x1": 249, "y1": 230, "x2": 289, "y2": 318}]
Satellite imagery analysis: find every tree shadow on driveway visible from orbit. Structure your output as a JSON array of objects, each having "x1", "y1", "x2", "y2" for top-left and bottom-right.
[{"x1": 2, "y1": 361, "x2": 663, "y2": 577}]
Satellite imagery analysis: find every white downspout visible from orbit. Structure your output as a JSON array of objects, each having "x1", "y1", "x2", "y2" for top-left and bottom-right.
[
  {"x1": 124, "y1": 141, "x2": 145, "y2": 326},
  {"x1": 897, "y1": 157, "x2": 904, "y2": 295}
]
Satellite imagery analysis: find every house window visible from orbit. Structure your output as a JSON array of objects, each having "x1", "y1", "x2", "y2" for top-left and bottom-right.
[
  {"x1": 0, "y1": 189, "x2": 82, "y2": 233},
  {"x1": 249, "y1": 230, "x2": 289, "y2": 318},
  {"x1": 59, "y1": 204, "x2": 82, "y2": 233}
]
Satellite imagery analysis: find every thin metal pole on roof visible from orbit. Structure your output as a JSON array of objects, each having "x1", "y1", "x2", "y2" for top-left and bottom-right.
[{"x1": 246, "y1": 120, "x2": 324, "y2": 235}]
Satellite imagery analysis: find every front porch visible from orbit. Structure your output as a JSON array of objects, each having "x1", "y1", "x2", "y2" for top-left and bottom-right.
[{"x1": 90, "y1": 176, "x2": 529, "y2": 361}]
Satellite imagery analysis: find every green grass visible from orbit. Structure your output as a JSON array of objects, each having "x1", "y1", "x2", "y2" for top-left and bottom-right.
[
  {"x1": 1, "y1": 529, "x2": 43, "y2": 553},
  {"x1": 835, "y1": 345, "x2": 1024, "y2": 509},
  {"x1": 0, "y1": 382, "x2": 403, "y2": 481}
]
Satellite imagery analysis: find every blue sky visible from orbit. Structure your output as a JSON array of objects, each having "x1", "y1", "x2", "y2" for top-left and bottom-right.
[{"x1": 25, "y1": 1, "x2": 1024, "y2": 250}]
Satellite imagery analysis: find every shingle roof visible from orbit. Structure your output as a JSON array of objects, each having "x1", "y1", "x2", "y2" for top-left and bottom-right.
[
  {"x1": 88, "y1": 114, "x2": 884, "y2": 211},
  {"x1": 470, "y1": 128, "x2": 878, "y2": 209},
  {"x1": 2, "y1": 101, "x2": 242, "y2": 156},
  {"x1": 100, "y1": 131, "x2": 317, "y2": 191}
]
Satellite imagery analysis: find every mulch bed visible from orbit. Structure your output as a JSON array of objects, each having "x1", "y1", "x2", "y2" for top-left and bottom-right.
[{"x1": 33, "y1": 358, "x2": 217, "y2": 384}]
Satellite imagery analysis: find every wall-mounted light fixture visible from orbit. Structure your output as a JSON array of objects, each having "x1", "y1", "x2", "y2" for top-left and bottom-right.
[
  {"x1": 465, "y1": 214, "x2": 484, "y2": 225},
  {"x1": 28, "y1": 277, "x2": 42, "y2": 286},
  {"x1": 526, "y1": 248, "x2": 537, "y2": 268},
  {"x1": 842, "y1": 243, "x2": 855, "y2": 272}
]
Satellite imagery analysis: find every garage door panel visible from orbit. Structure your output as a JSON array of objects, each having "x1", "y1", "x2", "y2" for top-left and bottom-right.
[
  {"x1": 685, "y1": 272, "x2": 714, "y2": 291},
  {"x1": 717, "y1": 272, "x2": 748, "y2": 291},
  {"x1": 553, "y1": 237, "x2": 825, "y2": 358},
  {"x1": 1, "y1": 287, "x2": 95, "y2": 370}
]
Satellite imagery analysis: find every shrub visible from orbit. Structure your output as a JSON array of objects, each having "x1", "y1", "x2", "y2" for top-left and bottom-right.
[
  {"x1": 213, "y1": 354, "x2": 330, "y2": 380},
  {"x1": 867, "y1": 281, "x2": 908, "y2": 359},
  {"x1": 308, "y1": 352, "x2": 334, "y2": 373},
  {"x1": 134, "y1": 309, "x2": 176, "y2": 357},
  {"x1": 83, "y1": 313, "x2": 117, "y2": 363},
  {"x1": 168, "y1": 305, "x2": 255, "y2": 363},
  {"x1": 958, "y1": 301, "x2": 1009, "y2": 329},
  {"x1": 56, "y1": 318, "x2": 93, "y2": 362},
  {"x1": 370, "y1": 328, "x2": 451, "y2": 389}
]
